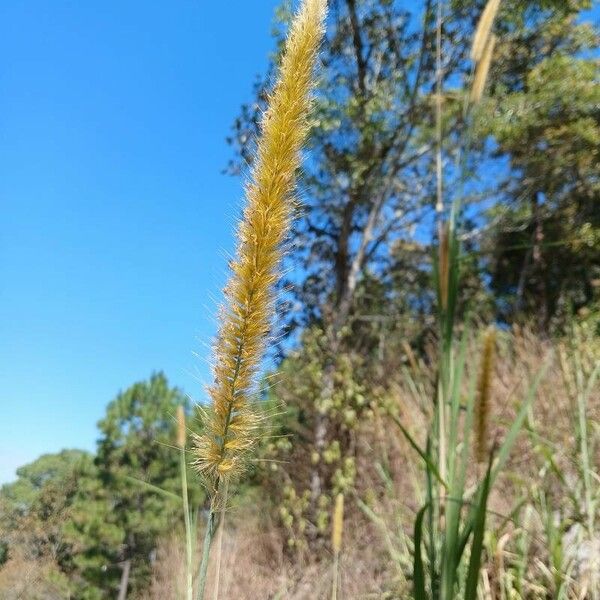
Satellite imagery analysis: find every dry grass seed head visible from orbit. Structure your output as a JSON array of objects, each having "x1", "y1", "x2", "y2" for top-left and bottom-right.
[
  {"x1": 475, "y1": 326, "x2": 497, "y2": 463},
  {"x1": 471, "y1": 0, "x2": 501, "y2": 62},
  {"x1": 193, "y1": 0, "x2": 327, "y2": 485},
  {"x1": 332, "y1": 493, "x2": 345, "y2": 554},
  {"x1": 177, "y1": 405, "x2": 186, "y2": 449},
  {"x1": 471, "y1": 33, "x2": 496, "y2": 104}
]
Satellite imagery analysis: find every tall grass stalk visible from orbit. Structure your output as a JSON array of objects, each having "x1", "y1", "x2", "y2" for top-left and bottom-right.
[
  {"x1": 574, "y1": 353, "x2": 599, "y2": 539},
  {"x1": 399, "y1": 1, "x2": 547, "y2": 597},
  {"x1": 331, "y1": 493, "x2": 344, "y2": 600},
  {"x1": 191, "y1": 1, "x2": 326, "y2": 597},
  {"x1": 197, "y1": 511, "x2": 218, "y2": 600},
  {"x1": 561, "y1": 338, "x2": 600, "y2": 598},
  {"x1": 177, "y1": 406, "x2": 194, "y2": 600},
  {"x1": 211, "y1": 482, "x2": 228, "y2": 600}
]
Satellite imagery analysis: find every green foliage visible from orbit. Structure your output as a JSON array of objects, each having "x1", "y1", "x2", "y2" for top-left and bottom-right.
[
  {"x1": 253, "y1": 324, "x2": 384, "y2": 551},
  {"x1": 0, "y1": 450, "x2": 92, "y2": 566},
  {"x1": 61, "y1": 373, "x2": 196, "y2": 598},
  {"x1": 1, "y1": 450, "x2": 91, "y2": 516},
  {"x1": 475, "y1": 3, "x2": 600, "y2": 330},
  {"x1": 0, "y1": 451, "x2": 92, "y2": 598}
]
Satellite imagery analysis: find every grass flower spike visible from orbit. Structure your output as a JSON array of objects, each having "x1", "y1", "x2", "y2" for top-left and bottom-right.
[
  {"x1": 177, "y1": 405, "x2": 187, "y2": 449},
  {"x1": 332, "y1": 493, "x2": 344, "y2": 554},
  {"x1": 193, "y1": 4, "x2": 326, "y2": 596},
  {"x1": 470, "y1": 33, "x2": 496, "y2": 104},
  {"x1": 475, "y1": 326, "x2": 496, "y2": 462},
  {"x1": 193, "y1": 0, "x2": 327, "y2": 484},
  {"x1": 470, "y1": 0, "x2": 501, "y2": 62}
]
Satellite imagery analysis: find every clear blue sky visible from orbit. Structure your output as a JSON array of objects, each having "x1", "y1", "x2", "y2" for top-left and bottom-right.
[{"x1": 0, "y1": 0, "x2": 280, "y2": 483}]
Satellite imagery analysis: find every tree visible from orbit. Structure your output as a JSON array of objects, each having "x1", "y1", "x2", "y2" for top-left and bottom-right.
[
  {"x1": 474, "y1": 0, "x2": 600, "y2": 330},
  {"x1": 64, "y1": 373, "x2": 193, "y2": 598},
  {"x1": 0, "y1": 450, "x2": 92, "y2": 563},
  {"x1": 0, "y1": 450, "x2": 91, "y2": 598}
]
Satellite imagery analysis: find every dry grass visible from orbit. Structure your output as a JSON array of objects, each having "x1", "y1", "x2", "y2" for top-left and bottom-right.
[
  {"x1": 2, "y1": 327, "x2": 595, "y2": 599},
  {"x1": 148, "y1": 327, "x2": 599, "y2": 599},
  {"x1": 0, "y1": 552, "x2": 70, "y2": 600},
  {"x1": 150, "y1": 513, "x2": 396, "y2": 600}
]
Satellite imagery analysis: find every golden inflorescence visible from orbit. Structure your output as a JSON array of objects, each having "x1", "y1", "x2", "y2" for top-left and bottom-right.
[
  {"x1": 470, "y1": 0, "x2": 501, "y2": 62},
  {"x1": 475, "y1": 326, "x2": 497, "y2": 463},
  {"x1": 193, "y1": 0, "x2": 327, "y2": 484},
  {"x1": 438, "y1": 223, "x2": 450, "y2": 312},
  {"x1": 331, "y1": 493, "x2": 345, "y2": 554},
  {"x1": 470, "y1": 0, "x2": 501, "y2": 104},
  {"x1": 471, "y1": 33, "x2": 496, "y2": 104},
  {"x1": 177, "y1": 405, "x2": 186, "y2": 449}
]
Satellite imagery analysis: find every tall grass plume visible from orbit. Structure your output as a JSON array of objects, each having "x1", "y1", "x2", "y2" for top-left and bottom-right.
[
  {"x1": 192, "y1": 0, "x2": 327, "y2": 596},
  {"x1": 177, "y1": 405, "x2": 194, "y2": 600},
  {"x1": 471, "y1": 34, "x2": 496, "y2": 103},
  {"x1": 177, "y1": 405, "x2": 187, "y2": 450},
  {"x1": 475, "y1": 327, "x2": 496, "y2": 463},
  {"x1": 470, "y1": 0, "x2": 501, "y2": 62},
  {"x1": 438, "y1": 223, "x2": 450, "y2": 313},
  {"x1": 193, "y1": 0, "x2": 327, "y2": 486}
]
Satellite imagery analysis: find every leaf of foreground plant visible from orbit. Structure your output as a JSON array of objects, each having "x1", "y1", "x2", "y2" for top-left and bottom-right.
[
  {"x1": 413, "y1": 503, "x2": 430, "y2": 600},
  {"x1": 464, "y1": 457, "x2": 492, "y2": 599},
  {"x1": 124, "y1": 475, "x2": 182, "y2": 503},
  {"x1": 392, "y1": 415, "x2": 448, "y2": 491}
]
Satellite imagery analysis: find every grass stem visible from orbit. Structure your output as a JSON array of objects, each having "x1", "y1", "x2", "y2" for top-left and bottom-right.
[
  {"x1": 180, "y1": 447, "x2": 194, "y2": 600},
  {"x1": 212, "y1": 482, "x2": 228, "y2": 600},
  {"x1": 197, "y1": 510, "x2": 218, "y2": 600}
]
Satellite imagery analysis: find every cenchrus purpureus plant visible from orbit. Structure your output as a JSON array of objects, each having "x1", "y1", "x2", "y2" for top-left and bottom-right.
[
  {"x1": 190, "y1": 0, "x2": 327, "y2": 598},
  {"x1": 391, "y1": 1, "x2": 548, "y2": 598}
]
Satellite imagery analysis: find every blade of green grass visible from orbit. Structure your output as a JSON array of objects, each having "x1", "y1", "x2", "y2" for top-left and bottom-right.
[
  {"x1": 413, "y1": 503, "x2": 430, "y2": 600},
  {"x1": 464, "y1": 456, "x2": 493, "y2": 599},
  {"x1": 391, "y1": 414, "x2": 448, "y2": 491},
  {"x1": 124, "y1": 475, "x2": 182, "y2": 503}
]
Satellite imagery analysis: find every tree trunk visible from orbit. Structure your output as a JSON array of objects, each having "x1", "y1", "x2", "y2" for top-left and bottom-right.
[
  {"x1": 531, "y1": 192, "x2": 548, "y2": 332},
  {"x1": 117, "y1": 559, "x2": 131, "y2": 600}
]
